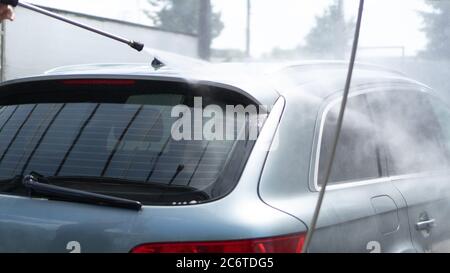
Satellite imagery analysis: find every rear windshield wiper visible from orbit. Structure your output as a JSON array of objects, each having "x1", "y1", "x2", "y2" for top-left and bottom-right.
[
  {"x1": 41, "y1": 175, "x2": 211, "y2": 204},
  {"x1": 22, "y1": 172, "x2": 142, "y2": 211},
  {"x1": 41, "y1": 175, "x2": 209, "y2": 194}
]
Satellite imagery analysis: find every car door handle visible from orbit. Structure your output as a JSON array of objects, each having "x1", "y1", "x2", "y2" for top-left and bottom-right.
[{"x1": 415, "y1": 219, "x2": 436, "y2": 231}]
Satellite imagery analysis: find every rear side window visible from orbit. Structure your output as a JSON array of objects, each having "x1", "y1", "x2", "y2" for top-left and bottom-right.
[
  {"x1": 318, "y1": 95, "x2": 381, "y2": 186},
  {"x1": 0, "y1": 80, "x2": 260, "y2": 205},
  {"x1": 367, "y1": 90, "x2": 450, "y2": 175}
]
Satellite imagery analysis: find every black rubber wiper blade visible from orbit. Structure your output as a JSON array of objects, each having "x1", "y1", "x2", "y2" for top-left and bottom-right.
[
  {"x1": 22, "y1": 172, "x2": 142, "y2": 211},
  {"x1": 43, "y1": 175, "x2": 211, "y2": 203},
  {"x1": 45, "y1": 175, "x2": 203, "y2": 193}
]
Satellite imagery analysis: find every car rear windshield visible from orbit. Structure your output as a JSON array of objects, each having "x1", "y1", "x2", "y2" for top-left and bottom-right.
[{"x1": 0, "y1": 79, "x2": 261, "y2": 205}]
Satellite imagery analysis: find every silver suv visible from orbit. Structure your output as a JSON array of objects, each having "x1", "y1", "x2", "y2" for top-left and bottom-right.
[{"x1": 0, "y1": 62, "x2": 448, "y2": 253}]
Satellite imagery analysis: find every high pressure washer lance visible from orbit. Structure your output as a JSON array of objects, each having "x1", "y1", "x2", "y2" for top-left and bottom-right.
[
  {"x1": 1, "y1": 0, "x2": 171, "y2": 69},
  {"x1": 0, "y1": 0, "x2": 145, "y2": 52}
]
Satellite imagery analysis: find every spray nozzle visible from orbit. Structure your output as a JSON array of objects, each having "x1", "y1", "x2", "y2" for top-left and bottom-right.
[{"x1": 129, "y1": 41, "x2": 144, "y2": 52}]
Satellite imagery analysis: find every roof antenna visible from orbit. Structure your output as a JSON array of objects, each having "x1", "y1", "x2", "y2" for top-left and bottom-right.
[
  {"x1": 302, "y1": 0, "x2": 365, "y2": 252},
  {"x1": 151, "y1": 57, "x2": 165, "y2": 70}
]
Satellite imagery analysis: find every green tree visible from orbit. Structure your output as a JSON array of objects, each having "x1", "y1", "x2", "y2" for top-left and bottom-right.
[
  {"x1": 146, "y1": 0, "x2": 224, "y2": 59},
  {"x1": 421, "y1": 1, "x2": 450, "y2": 59},
  {"x1": 302, "y1": 0, "x2": 353, "y2": 59}
]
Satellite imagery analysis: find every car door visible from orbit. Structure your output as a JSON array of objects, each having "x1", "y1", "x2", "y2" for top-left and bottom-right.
[
  {"x1": 367, "y1": 87, "x2": 450, "y2": 253},
  {"x1": 308, "y1": 92, "x2": 413, "y2": 253}
]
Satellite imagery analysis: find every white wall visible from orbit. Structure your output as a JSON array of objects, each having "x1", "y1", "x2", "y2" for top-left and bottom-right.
[{"x1": 1, "y1": 6, "x2": 198, "y2": 81}]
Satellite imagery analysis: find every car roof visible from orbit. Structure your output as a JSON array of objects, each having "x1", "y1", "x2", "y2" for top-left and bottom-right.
[
  {"x1": 267, "y1": 61, "x2": 429, "y2": 98},
  {"x1": 1, "y1": 61, "x2": 428, "y2": 107}
]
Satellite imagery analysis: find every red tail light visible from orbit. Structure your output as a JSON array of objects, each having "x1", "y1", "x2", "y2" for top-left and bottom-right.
[
  {"x1": 131, "y1": 233, "x2": 305, "y2": 253},
  {"x1": 62, "y1": 79, "x2": 136, "y2": 86}
]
